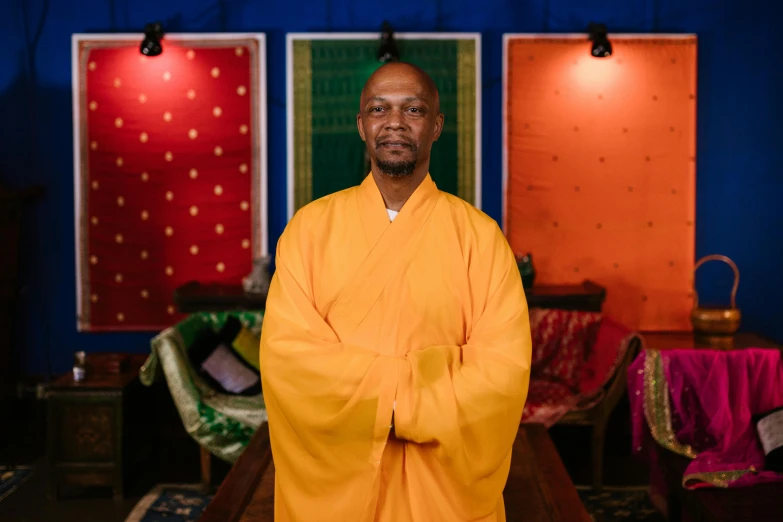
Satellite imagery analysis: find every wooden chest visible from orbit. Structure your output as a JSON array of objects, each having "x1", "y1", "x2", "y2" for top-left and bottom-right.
[{"x1": 46, "y1": 353, "x2": 148, "y2": 500}]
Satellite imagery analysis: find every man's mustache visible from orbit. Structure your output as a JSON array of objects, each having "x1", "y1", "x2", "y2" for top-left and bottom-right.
[{"x1": 375, "y1": 136, "x2": 415, "y2": 149}]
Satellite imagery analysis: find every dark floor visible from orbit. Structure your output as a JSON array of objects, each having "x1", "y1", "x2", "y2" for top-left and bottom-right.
[{"x1": 0, "y1": 387, "x2": 650, "y2": 522}]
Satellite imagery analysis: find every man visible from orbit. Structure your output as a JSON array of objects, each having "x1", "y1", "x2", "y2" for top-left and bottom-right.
[{"x1": 259, "y1": 62, "x2": 532, "y2": 522}]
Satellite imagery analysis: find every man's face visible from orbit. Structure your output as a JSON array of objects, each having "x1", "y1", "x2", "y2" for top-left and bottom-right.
[{"x1": 357, "y1": 65, "x2": 444, "y2": 177}]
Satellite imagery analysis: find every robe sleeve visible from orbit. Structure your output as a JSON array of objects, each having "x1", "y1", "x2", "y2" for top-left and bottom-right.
[
  {"x1": 393, "y1": 223, "x2": 532, "y2": 485},
  {"x1": 259, "y1": 212, "x2": 397, "y2": 480}
]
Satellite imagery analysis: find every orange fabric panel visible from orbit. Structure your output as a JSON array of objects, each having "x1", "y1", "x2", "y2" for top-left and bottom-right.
[{"x1": 504, "y1": 36, "x2": 697, "y2": 331}]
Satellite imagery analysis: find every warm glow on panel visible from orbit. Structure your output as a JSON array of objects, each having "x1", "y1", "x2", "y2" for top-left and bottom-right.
[
  {"x1": 570, "y1": 54, "x2": 621, "y2": 92},
  {"x1": 504, "y1": 36, "x2": 697, "y2": 331}
]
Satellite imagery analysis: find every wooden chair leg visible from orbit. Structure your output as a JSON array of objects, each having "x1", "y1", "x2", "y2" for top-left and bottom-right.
[
  {"x1": 200, "y1": 446, "x2": 212, "y2": 493},
  {"x1": 591, "y1": 421, "x2": 606, "y2": 491}
]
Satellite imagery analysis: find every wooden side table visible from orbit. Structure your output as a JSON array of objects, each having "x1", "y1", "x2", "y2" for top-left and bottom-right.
[
  {"x1": 526, "y1": 280, "x2": 606, "y2": 312},
  {"x1": 174, "y1": 281, "x2": 266, "y2": 313},
  {"x1": 639, "y1": 331, "x2": 782, "y2": 521},
  {"x1": 46, "y1": 353, "x2": 148, "y2": 500},
  {"x1": 640, "y1": 331, "x2": 780, "y2": 351}
]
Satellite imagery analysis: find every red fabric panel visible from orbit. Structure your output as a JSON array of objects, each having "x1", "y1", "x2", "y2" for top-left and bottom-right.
[{"x1": 76, "y1": 39, "x2": 260, "y2": 331}]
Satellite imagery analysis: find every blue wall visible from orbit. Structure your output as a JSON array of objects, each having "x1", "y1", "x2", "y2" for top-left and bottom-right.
[{"x1": 2, "y1": 0, "x2": 781, "y2": 376}]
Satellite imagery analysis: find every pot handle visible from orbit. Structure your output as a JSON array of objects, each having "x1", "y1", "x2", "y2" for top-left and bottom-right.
[{"x1": 693, "y1": 255, "x2": 739, "y2": 310}]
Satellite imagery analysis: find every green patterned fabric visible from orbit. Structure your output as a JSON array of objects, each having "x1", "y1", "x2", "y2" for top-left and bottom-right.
[
  {"x1": 141, "y1": 311, "x2": 266, "y2": 463},
  {"x1": 291, "y1": 35, "x2": 479, "y2": 215}
]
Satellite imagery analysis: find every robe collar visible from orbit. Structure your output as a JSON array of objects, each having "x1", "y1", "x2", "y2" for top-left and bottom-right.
[{"x1": 357, "y1": 172, "x2": 438, "y2": 249}]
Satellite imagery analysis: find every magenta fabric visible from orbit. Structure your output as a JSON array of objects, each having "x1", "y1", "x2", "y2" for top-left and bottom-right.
[{"x1": 629, "y1": 348, "x2": 783, "y2": 488}]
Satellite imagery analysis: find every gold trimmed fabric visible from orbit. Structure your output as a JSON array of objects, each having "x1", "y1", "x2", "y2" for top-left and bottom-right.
[
  {"x1": 642, "y1": 350, "x2": 696, "y2": 459},
  {"x1": 293, "y1": 39, "x2": 313, "y2": 213},
  {"x1": 456, "y1": 39, "x2": 476, "y2": 203}
]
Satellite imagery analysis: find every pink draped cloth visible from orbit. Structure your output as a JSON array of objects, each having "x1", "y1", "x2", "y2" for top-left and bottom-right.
[{"x1": 628, "y1": 348, "x2": 783, "y2": 489}]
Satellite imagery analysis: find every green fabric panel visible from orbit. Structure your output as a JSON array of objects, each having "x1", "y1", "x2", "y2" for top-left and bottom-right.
[
  {"x1": 398, "y1": 39, "x2": 459, "y2": 197},
  {"x1": 309, "y1": 39, "x2": 459, "y2": 202}
]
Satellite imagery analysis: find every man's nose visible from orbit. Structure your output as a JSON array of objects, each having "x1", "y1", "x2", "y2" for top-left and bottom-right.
[{"x1": 384, "y1": 109, "x2": 406, "y2": 130}]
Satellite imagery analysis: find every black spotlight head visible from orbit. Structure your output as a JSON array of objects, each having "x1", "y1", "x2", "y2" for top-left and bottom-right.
[
  {"x1": 588, "y1": 22, "x2": 612, "y2": 58},
  {"x1": 140, "y1": 22, "x2": 164, "y2": 57},
  {"x1": 377, "y1": 21, "x2": 400, "y2": 63}
]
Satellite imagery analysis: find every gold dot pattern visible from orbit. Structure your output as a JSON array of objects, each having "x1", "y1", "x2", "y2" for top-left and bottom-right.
[
  {"x1": 79, "y1": 44, "x2": 256, "y2": 329},
  {"x1": 504, "y1": 36, "x2": 697, "y2": 331}
]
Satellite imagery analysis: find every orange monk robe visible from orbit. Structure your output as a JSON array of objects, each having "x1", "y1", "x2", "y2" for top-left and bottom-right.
[{"x1": 259, "y1": 173, "x2": 532, "y2": 522}]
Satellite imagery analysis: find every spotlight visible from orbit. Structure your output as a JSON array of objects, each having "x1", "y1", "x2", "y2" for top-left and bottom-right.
[
  {"x1": 588, "y1": 22, "x2": 612, "y2": 58},
  {"x1": 377, "y1": 21, "x2": 400, "y2": 63},
  {"x1": 140, "y1": 22, "x2": 164, "y2": 57}
]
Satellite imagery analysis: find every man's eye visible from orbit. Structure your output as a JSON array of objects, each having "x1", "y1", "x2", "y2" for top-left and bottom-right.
[{"x1": 370, "y1": 107, "x2": 384, "y2": 112}]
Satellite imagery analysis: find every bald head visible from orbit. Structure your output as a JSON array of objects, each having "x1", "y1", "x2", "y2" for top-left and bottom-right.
[
  {"x1": 360, "y1": 62, "x2": 440, "y2": 113},
  {"x1": 356, "y1": 61, "x2": 444, "y2": 179}
]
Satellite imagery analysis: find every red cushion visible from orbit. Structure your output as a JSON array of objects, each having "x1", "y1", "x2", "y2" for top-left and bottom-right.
[
  {"x1": 529, "y1": 308, "x2": 602, "y2": 391},
  {"x1": 521, "y1": 380, "x2": 579, "y2": 426}
]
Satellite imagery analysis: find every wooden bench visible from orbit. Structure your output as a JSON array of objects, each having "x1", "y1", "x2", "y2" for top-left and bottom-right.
[{"x1": 198, "y1": 423, "x2": 590, "y2": 522}]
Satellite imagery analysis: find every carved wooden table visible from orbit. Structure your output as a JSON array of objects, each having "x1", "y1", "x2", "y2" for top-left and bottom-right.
[
  {"x1": 199, "y1": 423, "x2": 591, "y2": 522},
  {"x1": 46, "y1": 353, "x2": 148, "y2": 500}
]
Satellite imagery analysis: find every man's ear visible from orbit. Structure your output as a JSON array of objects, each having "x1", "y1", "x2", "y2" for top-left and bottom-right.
[
  {"x1": 432, "y1": 113, "x2": 445, "y2": 142},
  {"x1": 356, "y1": 114, "x2": 366, "y2": 142}
]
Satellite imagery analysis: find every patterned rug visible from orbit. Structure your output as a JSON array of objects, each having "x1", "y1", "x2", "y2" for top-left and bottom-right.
[
  {"x1": 0, "y1": 466, "x2": 34, "y2": 503},
  {"x1": 124, "y1": 485, "x2": 212, "y2": 522},
  {"x1": 125, "y1": 483, "x2": 665, "y2": 521},
  {"x1": 577, "y1": 486, "x2": 666, "y2": 522}
]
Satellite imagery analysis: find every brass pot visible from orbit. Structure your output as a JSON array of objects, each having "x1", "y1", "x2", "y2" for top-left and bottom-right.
[{"x1": 691, "y1": 255, "x2": 741, "y2": 336}]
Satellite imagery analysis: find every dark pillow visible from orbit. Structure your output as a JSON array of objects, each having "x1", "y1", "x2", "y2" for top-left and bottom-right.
[{"x1": 188, "y1": 317, "x2": 261, "y2": 396}]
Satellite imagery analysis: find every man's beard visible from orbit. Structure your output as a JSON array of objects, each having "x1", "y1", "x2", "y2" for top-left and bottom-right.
[
  {"x1": 375, "y1": 142, "x2": 418, "y2": 177},
  {"x1": 376, "y1": 158, "x2": 417, "y2": 177}
]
